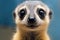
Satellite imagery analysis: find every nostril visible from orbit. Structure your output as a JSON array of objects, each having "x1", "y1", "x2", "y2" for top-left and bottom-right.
[{"x1": 28, "y1": 17, "x2": 36, "y2": 24}]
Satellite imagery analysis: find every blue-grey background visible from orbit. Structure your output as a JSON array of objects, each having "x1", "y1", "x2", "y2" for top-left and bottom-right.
[{"x1": 0, "y1": 0, "x2": 60, "y2": 40}]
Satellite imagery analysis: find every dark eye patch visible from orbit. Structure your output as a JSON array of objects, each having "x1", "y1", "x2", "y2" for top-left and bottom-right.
[
  {"x1": 37, "y1": 8, "x2": 46, "y2": 20},
  {"x1": 18, "y1": 8, "x2": 27, "y2": 20}
]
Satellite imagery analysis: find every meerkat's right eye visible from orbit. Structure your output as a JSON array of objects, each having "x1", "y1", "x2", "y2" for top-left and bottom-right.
[{"x1": 18, "y1": 8, "x2": 27, "y2": 20}]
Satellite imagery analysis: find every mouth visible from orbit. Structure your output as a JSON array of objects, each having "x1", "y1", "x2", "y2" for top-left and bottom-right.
[{"x1": 26, "y1": 24, "x2": 38, "y2": 29}]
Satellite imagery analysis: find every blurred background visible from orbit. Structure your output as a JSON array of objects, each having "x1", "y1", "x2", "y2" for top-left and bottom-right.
[{"x1": 0, "y1": 0, "x2": 60, "y2": 40}]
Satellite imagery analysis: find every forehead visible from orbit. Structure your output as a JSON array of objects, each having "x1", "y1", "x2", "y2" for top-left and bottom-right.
[
  {"x1": 15, "y1": 1, "x2": 50, "y2": 14},
  {"x1": 18, "y1": 1, "x2": 47, "y2": 9}
]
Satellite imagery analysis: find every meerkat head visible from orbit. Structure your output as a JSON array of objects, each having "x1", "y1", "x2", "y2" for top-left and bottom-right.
[{"x1": 13, "y1": 1, "x2": 52, "y2": 31}]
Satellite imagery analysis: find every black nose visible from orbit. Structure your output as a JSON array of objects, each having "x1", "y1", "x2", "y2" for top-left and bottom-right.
[{"x1": 28, "y1": 17, "x2": 36, "y2": 24}]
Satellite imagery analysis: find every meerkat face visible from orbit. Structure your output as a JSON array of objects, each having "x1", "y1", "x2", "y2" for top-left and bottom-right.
[{"x1": 13, "y1": 1, "x2": 52, "y2": 31}]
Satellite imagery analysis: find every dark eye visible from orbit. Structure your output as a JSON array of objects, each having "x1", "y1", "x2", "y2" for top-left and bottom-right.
[
  {"x1": 18, "y1": 8, "x2": 27, "y2": 20},
  {"x1": 37, "y1": 8, "x2": 46, "y2": 20}
]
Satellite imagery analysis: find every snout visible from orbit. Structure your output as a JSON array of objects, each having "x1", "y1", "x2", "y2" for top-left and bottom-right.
[
  {"x1": 27, "y1": 17, "x2": 38, "y2": 28},
  {"x1": 28, "y1": 17, "x2": 36, "y2": 24}
]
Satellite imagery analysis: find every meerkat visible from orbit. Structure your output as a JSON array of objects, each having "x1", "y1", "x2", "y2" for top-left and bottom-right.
[{"x1": 12, "y1": 0, "x2": 52, "y2": 40}]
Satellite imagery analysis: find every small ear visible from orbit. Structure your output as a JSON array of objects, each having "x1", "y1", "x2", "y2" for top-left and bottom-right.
[
  {"x1": 13, "y1": 11, "x2": 16, "y2": 19},
  {"x1": 49, "y1": 10, "x2": 53, "y2": 19}
]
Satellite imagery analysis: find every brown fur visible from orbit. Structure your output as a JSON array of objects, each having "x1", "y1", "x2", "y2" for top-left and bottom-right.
[{"x1": 12, "y1": 22, "x2": 50, "y2": 40}]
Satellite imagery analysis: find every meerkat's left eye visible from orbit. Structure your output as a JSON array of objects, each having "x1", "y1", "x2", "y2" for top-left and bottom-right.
[
  {"x1": 18, "y1": 8, "x2": 27, "y2": 20},
  {"x1": 37, "y1": 8, "x2": 46, "y2": 20}
]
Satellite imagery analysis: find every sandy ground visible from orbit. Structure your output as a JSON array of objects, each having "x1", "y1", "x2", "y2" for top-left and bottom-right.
[{"x1": 0, "y1": 27, "x2": 15, "y2": 40}]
